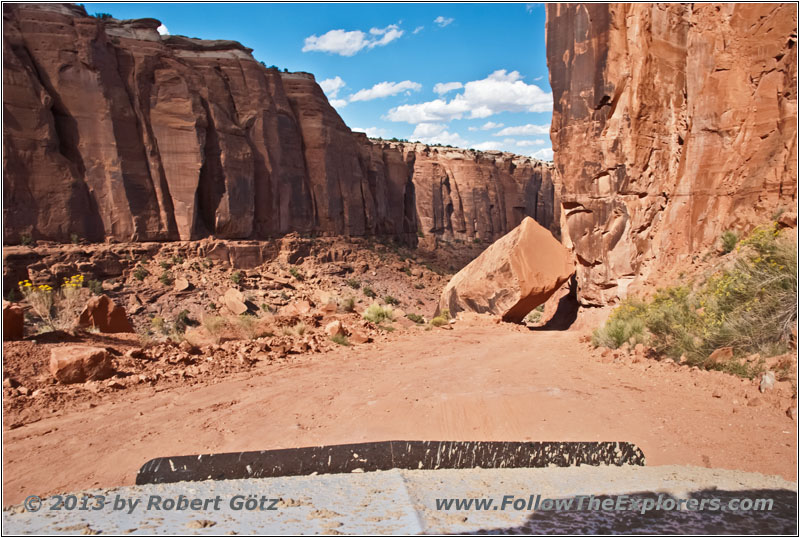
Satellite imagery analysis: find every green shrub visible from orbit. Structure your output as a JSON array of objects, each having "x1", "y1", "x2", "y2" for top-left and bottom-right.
[
  {"x1": 330, "y1": 334, "x2": 350, "y2": 346},
  {"x1": 406, "y1": 313, "x2": 425, "y2": 324},
  {"x1": 171, "y1": 255, "x2": 184, "y2": 265},
  {"x1": 20, "y1": 233, "x2": 32, "y2": 246},
  {"x1": 403, "y1": 267, "x2": 412, "y2": 276},
  {"x1": 414, "y1": 282, "x2": 425, "y2": 290},
  {"x1": 417, "y1": 230, "x2": 424, "y2": 238},
  {"x1": 159, "y1": 271, "x2": 173, "y2": 286},
  {"x1": 384, "y1": 295, "x2": 399, "y2": 306},
  {"x1": 133, "y1": 265, "x2": 149, "y2": 281},
  {"x1": 363, "y1": 286, "x2": 376, "y2": 299},
  {"x1": 430, "y1": 316, "x2": 449, "y2": 327},
  {"x1": 341, "y1": 296, "x2": 356, "y2": 313},
  {"x1": 230, "y1": 271, "x2": 242, "y2": 285},
  {"x1": 70, "y1": 233, "x2": 80, "y2": 245},
  {"x1": 159, "y1": 260, "x2": 172, "y2": 270},
  {"x1": 87, "y1": 279, "x2": 103, "y2": 295},
  {"x1": 721, "y1": 230, "x2": 739, "y2": 254},
  {"x1": 289, "y1": 267, "x2": 304, "y2": 281},
  {"x1": 592, "y1": 224, "x2": 796, "y2": 377},
  {"x1": 363, "y1": 303, "x2": 394, "y2": 324},
  {"x1": 175, "y1": 309, "x2": 192, "y2": 333},
  {"x1": 346, "y1": 278, "x2": 361, "y2": 289}
]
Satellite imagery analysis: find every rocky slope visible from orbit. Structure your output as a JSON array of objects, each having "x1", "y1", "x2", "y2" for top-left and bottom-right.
[
  {"x1": 3, "y1": 3, "x2": 557, "y2": 247},
  {"x1": 547, "y1": 3, "x2": 797, "y2": 305}
]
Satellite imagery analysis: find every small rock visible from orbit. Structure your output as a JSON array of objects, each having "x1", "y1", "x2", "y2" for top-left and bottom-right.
[
  {"x1": 324, "y1": 320, "x2": 346, "y2": 338},
  {"x1": 174, "y1": 278, "x2": 190, "y2": 292},
  {"x1": 747, "y1": 397, "x2": 763, "y2": 407},
  {"x1": 106, "y1": 379, "x2": 125, "y2": 390},
  {"x1": 17, "y1": 386, "x2": 30, "y2": 396},
  {"x1": 759, "y1": 371, "x2": 776, "y2": 393},
  {"x1": 708, "y1": 346, "x2": 734, "y2": 364},
  {"x1": 787, "y1": 406, "x2": 797, "y2": 421},
  {"x1": 50, "y1": 346, "x2": 115, "y2": 384},
  {"x1": 349, "y1": 331, "x2": 370, "y2": 344},
  {"x1": 777, "y1": 211, "x2": 797, "y2": 229},
  {"x1": 3, "y1": 301, "x2": 24, "y2": 341}
]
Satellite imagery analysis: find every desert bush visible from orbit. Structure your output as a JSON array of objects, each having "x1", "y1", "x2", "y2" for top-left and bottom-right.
[
  {"x1": 341, "y1": 296, "x2": 356, "y2": 313},
  {"x1": 159, "y1": 260, "x2": 172, "y2": 270},
  {"x1": 384, "y1": 295, "x2": 399, "y2": 306},
  {"x1": 720, "y1": 230, "x2": 739, "y2": 254},
  {"x1": 230, "y1": 271, "x2": 243, "y2": 285},
  {"x1": 175, "y1": 309, "x2": 193, "y2": 333},
  {"x1": 592, "y1": 223, "x2": 796, "y2": 376},
  {"x1": 70, "y1": 233, "x2": 80, "y2": 245},
  {"x1": 346, "y1": 278, "x2": 361, "y2": 289},
  {"x1": 133, "y1": 265, "x2": 149, "y2": 281},
  {"x1": 363, "y1": 303, "x2": 394, "y2": 324},
  {"x1": 87, "y1": 278, "x2": 103, "y2": 295},
  {"x1": 235, "y1": 314, "x2": 261, "y2": 340},
  {"x1": 330, "y1": 334, "x2": 350, "y2": 346},
  {"x1": 289, "y1": 267, "x2": 304, "y2": 281},
  {"x1": 406, "y1": 313, "x2": 425, "y2": 324},
  {"x1": 18, "y1": 275, "x2": 86, "y2": 331},
  {"x1": 414, "y1": 282, "x2": 425, "y2": 290},
  {"x1": 429, "y1": 308, "x2": 451, "y2": 327},
  {"x1": 171, "y1": 255, "x2": 184, "y2": 265},
  {"x1": 202, "y1": 316, "x2": 227, "y2": 343},
  {"x1": 20, "y1": 233, "x2": 33, "y2": 246},
  {"x1": 525, "y1": 304, "x2": 546, "y2": 325},
  {"x1": 363, "y1": 285, "x2": 376, "y2": 299},
  {"x1": 282, "y1": 321, "x2": 307, "y2": 337},
  {"x1": 159, "y1": 271, "x2": 173, "y2": 286}
]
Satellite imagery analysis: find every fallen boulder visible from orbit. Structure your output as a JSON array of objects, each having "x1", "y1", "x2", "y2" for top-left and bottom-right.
[
  {"x1": 3, "y1": 301, "x2": 24, "y2": 340},
  {"x1": 324, "y1": 320, "x2": 346, "y2": 337},
  {"x1": 49, "y1": 346, "x2": 115, "y2": 384},
  {"x1": 437, "y1": 217, "x2": 574, "y2": 323},
  {"x1": 223, "y1": 288, "x2": 248, "y2": 315},
  {"x1": 77, "y1": 295, "x2": 134, "y2": 333}
]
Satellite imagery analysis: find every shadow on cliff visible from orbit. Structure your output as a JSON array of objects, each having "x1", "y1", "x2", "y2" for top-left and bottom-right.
[{"x1": 531, "y1": 275, "x2": 579, "y2": 331}]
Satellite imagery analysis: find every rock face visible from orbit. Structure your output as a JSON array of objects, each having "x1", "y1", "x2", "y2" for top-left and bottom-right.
[
  {"x1": 77, "y1": 294, "x2": 134, "y2": 333},
  {"x1": 547, "y1": 4, "x2": 797, "y2": 305},
  {"x1": 49, "y1": 345, "x2": 115, "y2": 383},
  {"x1": 3, "y1": 301, "x2": 24, "y2": 340},
  {"x1": 3, "y1": 3, "x2": 557, "y2": 247},
  {"x1": 438, "y1": 217, "x2": 574, "y2": 323}
]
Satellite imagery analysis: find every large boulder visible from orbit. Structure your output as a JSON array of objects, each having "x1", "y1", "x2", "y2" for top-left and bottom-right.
[
  {"x1": 3, "y1": 301, "x2": 24, "y2": 340},
  {"x1": 77, "y1": 295, "x2": 134, "y2": 333},
  {"x1": 438, "y1": 217, "x2": 574, "y2": 323},
  {"x1": 49, "y1": 346, "x2": 115, "y2": 384}
]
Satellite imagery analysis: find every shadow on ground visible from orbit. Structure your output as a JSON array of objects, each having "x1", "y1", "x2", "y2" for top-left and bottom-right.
[{"x1": 467, "y1": 488, "x2": 798, "y2": 534}]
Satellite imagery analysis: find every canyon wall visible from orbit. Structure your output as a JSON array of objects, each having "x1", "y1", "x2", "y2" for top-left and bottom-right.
[
  {"x1": 3, "y1": 3, "x2": 557, "y2": 248},
  {"x1": 547, "y1": 3, "x2": 797, "y2": 305}
]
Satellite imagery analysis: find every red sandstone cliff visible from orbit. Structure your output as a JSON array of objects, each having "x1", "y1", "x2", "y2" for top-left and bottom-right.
[
  {"x1": 3, "y1": 3, "x2": 556, "y2": 247},
  {"x1": 547, "y1": 3, "x2": 797, "y2": 305}
]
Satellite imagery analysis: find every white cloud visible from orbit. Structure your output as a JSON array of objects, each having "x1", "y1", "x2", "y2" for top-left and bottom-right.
[
  {"x1": 515, "y1": 139, "x2": 547, "y2": 147},
  {"x1": 353, "y1": 126, "x2": 388, "y2": 138},
  {"x1": 525, "y1": 4, "x2": 536, "y2": 14},
  {"x1": 411, "y1": 123, "x2": 468, "y2": 147},
  {"x1": 413, "y1": 25, "x2": 424, "y2": 34},
  {"x1": 368, "y1": 24, "x2": 404, "y2": 47},
  {"x1": 434, "y1": 16, "x2": 454, "y2": 27},
  {"x1": 319, "y1": 76, "x2": 346, "y2": 98},
  {"x1": 494, "y1": 123, "x2": 550, "y2": 136},
  {"x1": 531, "y1": 147, "x2": 554, "y2": 161},
  {"x1": 471, "y1": 141, "x2": 504, "y2": 151},
  {"x1": 433, "y1": 81, "x2": 463, "y2": 95},
  {"x1": 480, "y1": 121, "x2": 504, "y2": 130},
  {"x1": 157, "y1": 24, "x2": 169, "y2": 36},
  {"x1": 387, "y1": 70, "x2": 552, "y2": 123},
  {"x1": 329, "y1": 99, "x2": 348, "y2": 109},
  {"x1": 350, "y1": 80, "x2": 421, "y2": 102},
  {"x1": 302, "y1": 24, "x2": 403, "y2": 56}
]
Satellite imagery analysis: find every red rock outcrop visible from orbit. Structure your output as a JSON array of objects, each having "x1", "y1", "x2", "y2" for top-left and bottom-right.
[
  {"x1": 49, "y1": 345, "x2": 115, "y2": 383},
  {"x1": 77, "y1": 294, "x2": 134, "y2": 333},
  {"x1": 438, "y1": 217, "x2": 574, "y2": 323},
  {"x1": 3, "y1": 301, "x2": 24, "y2": 340},
  {"x1": 3, "y1": 3, "x2": 557, "y2": 248},
  {"x1": 547, "y1": 3, "x2": 797, "y2": 305}
]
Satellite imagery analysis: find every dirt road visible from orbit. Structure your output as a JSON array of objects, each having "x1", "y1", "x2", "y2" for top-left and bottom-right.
[{"x1": 3, "y1": 319, "x2": 796, "y2": 505}]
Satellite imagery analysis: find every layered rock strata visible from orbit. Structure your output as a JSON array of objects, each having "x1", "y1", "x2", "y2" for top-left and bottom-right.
[
  {"x1": 547, "y1": 3, "x2": 797, "y2": 305},
  {"x1": 3, "y1": 3, "x2": 557, "y2": 248}
]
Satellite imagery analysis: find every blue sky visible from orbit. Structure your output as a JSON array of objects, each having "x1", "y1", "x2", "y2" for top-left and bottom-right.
[{"x1": 88, "y1": 3, "x2": 553, "y2": 160}]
